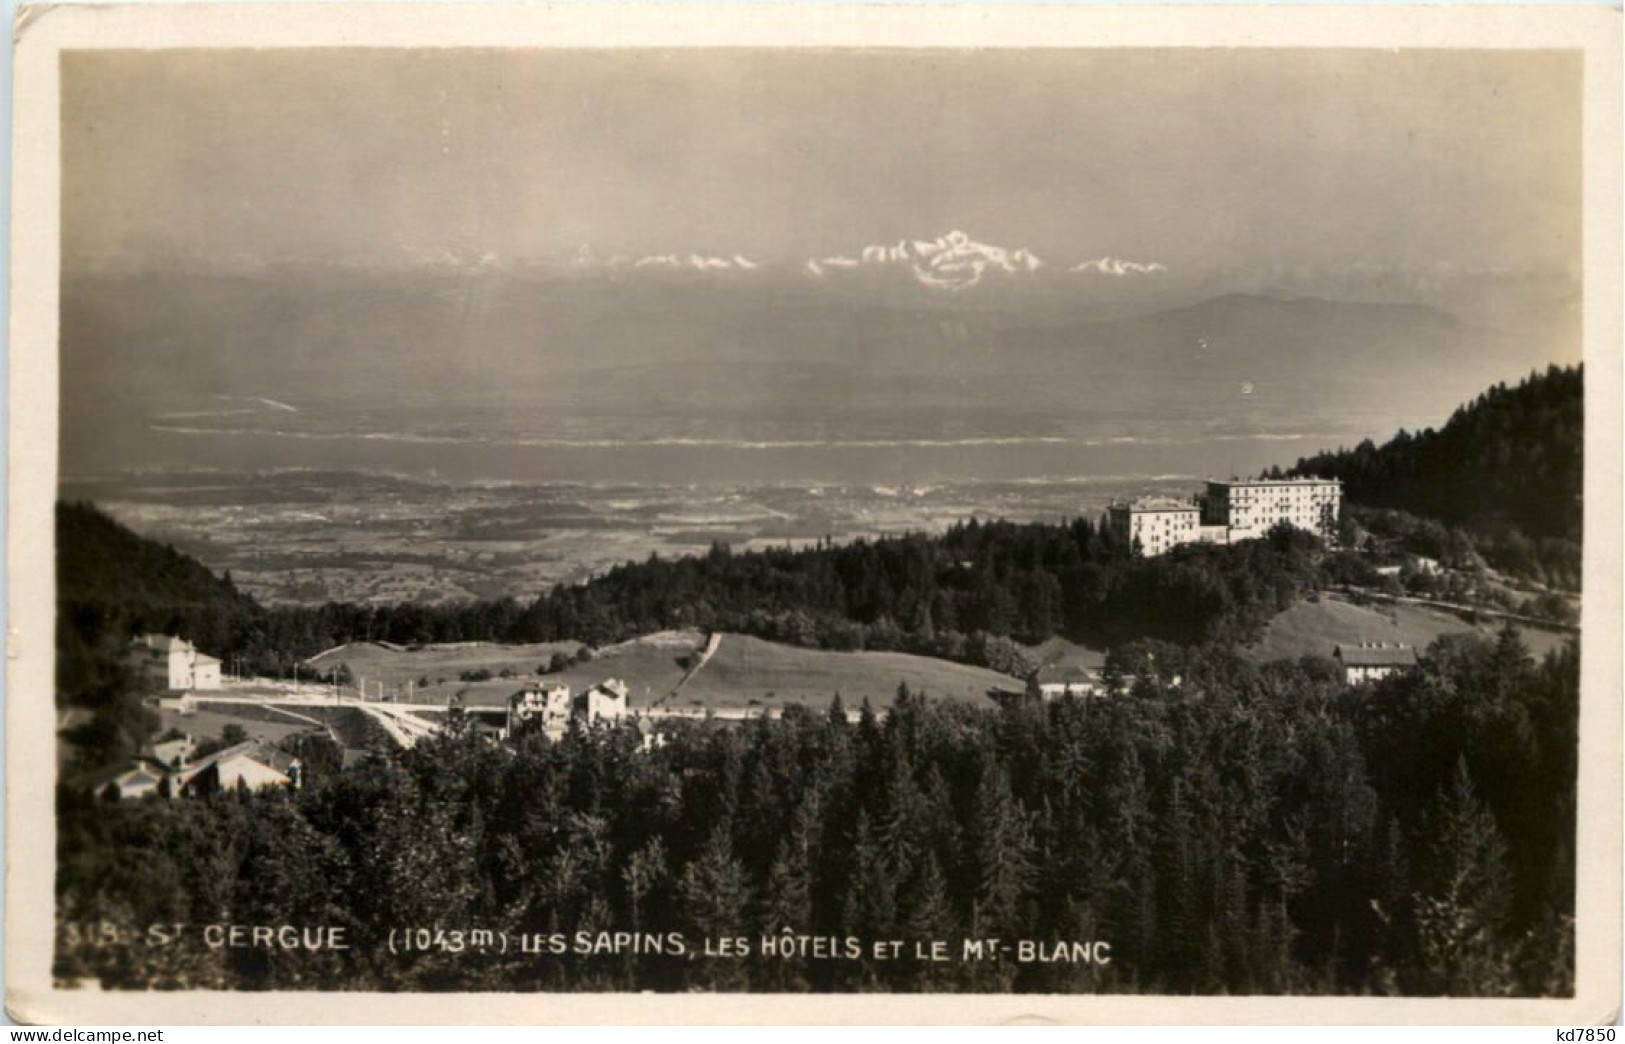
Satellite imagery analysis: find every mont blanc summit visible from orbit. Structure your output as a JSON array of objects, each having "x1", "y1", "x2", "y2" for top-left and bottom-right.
[{"x1": 807, "y1": 230, "x2": 1044, "y2": 291}]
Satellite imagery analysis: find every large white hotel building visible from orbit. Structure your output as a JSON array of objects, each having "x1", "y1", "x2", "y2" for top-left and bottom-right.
[{"x1": 1107, "y1": 477, "x2": 1342, "y2": 556}]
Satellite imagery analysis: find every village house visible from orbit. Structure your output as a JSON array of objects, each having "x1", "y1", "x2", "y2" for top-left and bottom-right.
[
  {"x1": 1333, "y1": 642, "x2": 1420, "y2": 686},
  {"x1": 578, "y1": 678, "x2": 631, "y2": 723},
  {"x1": 177, "y1": 740, "x2": 300, "y2": 794},
  {"x1": 129, "y1": 634, "x2": 223, "y2": 692},
  {"x1": 505, "y1": 679, "x2": 633, "y2": 740},
  {"x1": 506, "y1": 682, "x2": 573, "y2": 738},
  {"x1": 81, "y1": 759, "x2": 171, "y2": 802},
  {"x1": 77, "y1": 738, "x2": 301, "y2": 802}
]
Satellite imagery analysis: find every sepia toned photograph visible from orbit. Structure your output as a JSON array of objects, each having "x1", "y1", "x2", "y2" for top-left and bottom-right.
[{"x1": 7, "y1": 3, "x2": 1621, "y2": 1026}]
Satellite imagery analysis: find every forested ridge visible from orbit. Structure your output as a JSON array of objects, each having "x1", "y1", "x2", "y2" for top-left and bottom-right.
[
  {"x1": 59, "y1": 502, "x2": 1336, "y2": 660},
  {"x1": 1289, "y1": 365, "x2": 1582, "y2": 585},
  {"x1": 58, "y1": 632, "x2": 1576, "y2": 995}
]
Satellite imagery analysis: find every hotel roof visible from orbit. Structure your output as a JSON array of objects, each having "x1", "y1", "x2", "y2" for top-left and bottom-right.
[
  {"x1": 1115, "y1": 496, "x2": 1199, "y2": 513},
  {"x1": 1207, "y1": 476, "x2": 1341, "y2": 487}
]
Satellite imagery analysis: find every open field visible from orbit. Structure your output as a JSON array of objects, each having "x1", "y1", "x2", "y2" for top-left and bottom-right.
[
  {"x1": 156, "y1": 706, "x2": 312, "y2": 748},
  {"x1": 307, "y1": 639, "x2": 583, "y2": 695},
  {"x1": 1248, "y1": 593, "x2": 1575, "y2": 664},
  {"x1": 302, "y1": 631, "x2": 1057, "y2": 713},
  {"x1": 679, "y1": 633, "x2": 1020, "y2": 710},
  {"x1": 382, "y1": 631, "x2": 706, "y2": 708}
]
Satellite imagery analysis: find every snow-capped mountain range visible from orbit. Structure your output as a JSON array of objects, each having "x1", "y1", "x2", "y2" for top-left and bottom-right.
[
  {"x1": 572, "y1": 245, "x2": 762, "y2": 272},
  {"x1": 567, "y1": 232, "x2": 1165, "y2": 290},
  {"x1": 1069, "y1": 257, "x2": 1169, "y2": 277},
  {"x1": 806, "y1": 230, "x2": 1044, "y2": 291}
]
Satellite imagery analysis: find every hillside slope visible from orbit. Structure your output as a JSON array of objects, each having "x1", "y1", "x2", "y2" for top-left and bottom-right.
[
  {"x1": 681, "y1": 632, "x2": 1020, "y2": 709},
  {"x1": 57, "y1": 501, "x2": 268, "y2": 764},
  {"x1": 1290, "y1": 365, "x2": 1581, "y2": 542},
  {"x1": 57, "y1": 502, "x2": 260, "y2": 703}
]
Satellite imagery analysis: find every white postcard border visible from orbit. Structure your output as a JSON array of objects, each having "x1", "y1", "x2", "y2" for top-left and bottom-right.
[{"x1": 7, "y1": 3, "x2": 1621, "y2": 1025}]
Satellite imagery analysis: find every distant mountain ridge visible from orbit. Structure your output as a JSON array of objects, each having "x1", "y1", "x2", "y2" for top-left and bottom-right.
[
  {"x1": 806, "y1": 230, "x2": 1047, "y2": 291},
  {"x1": 558, "y1": 230, "x2": 1166, "y2": 292}
]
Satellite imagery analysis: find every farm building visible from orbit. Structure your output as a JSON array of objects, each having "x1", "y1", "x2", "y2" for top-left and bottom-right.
[
  {"x1": 1333, "y1": 642, "x2": 1420, "y2": 686},
  {"x1": 1031, "y1": 664, "x2": 1105, "y2": 700}
]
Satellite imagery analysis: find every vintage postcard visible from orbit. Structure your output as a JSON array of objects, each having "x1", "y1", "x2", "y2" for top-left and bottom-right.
[{"x1": 7, "y1": 2, "x2": 1622, "y2": 1026}]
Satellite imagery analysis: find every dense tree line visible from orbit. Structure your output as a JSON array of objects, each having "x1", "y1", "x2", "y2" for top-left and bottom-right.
[
  {"x1": 253, "y1": 519, "x2": 1332, "y2": 665},
  {"x1": 1345, "y1": 505, "x2": 1581, "y2": 595},
  {"x1": 61, "y1": 499, "x2": 1340, "y2": 680},
  {"x1": 1289, "y1": 365, "x2": 1582, "y2": 587},
  {"x1": 56, "y1": 630, "x2": 1576, "y2": 995}
]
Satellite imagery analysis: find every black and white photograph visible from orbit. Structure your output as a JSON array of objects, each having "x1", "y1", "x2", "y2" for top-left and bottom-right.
[{"x1": 7, "y1": 3, "x2": 1621, "y2": 1025}]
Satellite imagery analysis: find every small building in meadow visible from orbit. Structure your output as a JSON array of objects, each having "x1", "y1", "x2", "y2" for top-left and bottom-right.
[
  {"x1": 1333, "y1": 642, "x2": 1420, "y2": 686},
  {"x1": 1031, "y1": 664, "x2": 1105, "y2": 700}
]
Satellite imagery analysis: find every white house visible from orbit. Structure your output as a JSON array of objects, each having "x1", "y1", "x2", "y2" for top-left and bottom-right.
[
  {"x1": 506, "y1": 679, "x2": 632, "y2": 739},
  {"x1": 578, "y1": 678, "x2": 631, "y2": 724},
  {"x1": 129, "y1": 634, "x2": 223, "y2": 692},
  {"x1": 507, "y1": 682, "x2": 573, "y2": 738}
]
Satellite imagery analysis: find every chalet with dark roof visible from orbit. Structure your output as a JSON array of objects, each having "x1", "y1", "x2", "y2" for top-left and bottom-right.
[{"x1": 1333, "y1": 642, "x2": 1420, "y2": 686}]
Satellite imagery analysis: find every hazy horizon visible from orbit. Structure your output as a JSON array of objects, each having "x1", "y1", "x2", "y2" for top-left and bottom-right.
[
  {"x1": 60, "y1": 48, "x2": 1584, "y2": 500},
  {"x1": 64, "y1": 49, "x2": 1580, "y2": 280}
]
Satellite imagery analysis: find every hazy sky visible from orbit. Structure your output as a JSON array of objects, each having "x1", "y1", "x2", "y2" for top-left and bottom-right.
[{"x1": 63, "y1": 48, "x2": 1580, "y2": 274}]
